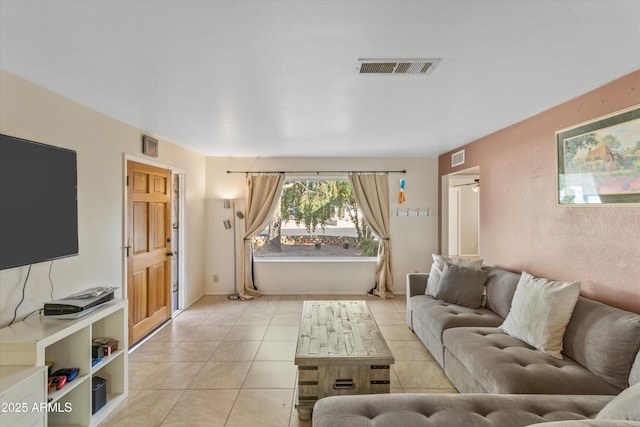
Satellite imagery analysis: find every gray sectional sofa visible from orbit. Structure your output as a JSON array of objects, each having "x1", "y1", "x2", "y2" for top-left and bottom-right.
[
  {"x1": 407, "y1": 267, "x2": 640, "y2": 395},
  {"x1": 311, "y1": 266, "x2": 640, "y2": 427}
]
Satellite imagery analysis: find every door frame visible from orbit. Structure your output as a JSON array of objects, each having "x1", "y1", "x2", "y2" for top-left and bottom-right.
[
  {"x1": 170, "y1": 171, "x2": 186, "y2": 314},
  {"x1": 448, "y1": 186, "x2": 460, "y2": 257},
  {"x1": 123, "y1": 154, "x2": 186, "y2": 318}
]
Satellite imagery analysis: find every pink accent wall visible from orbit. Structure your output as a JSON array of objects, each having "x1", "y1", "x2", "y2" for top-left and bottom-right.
[{"x1": 439, "y1": 70, "x2": 640, "y2": 314}]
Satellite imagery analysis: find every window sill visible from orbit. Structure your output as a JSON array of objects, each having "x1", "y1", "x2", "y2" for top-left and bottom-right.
[{"x1": 254, "y1": 257, "x2": 377, "y2": 263}]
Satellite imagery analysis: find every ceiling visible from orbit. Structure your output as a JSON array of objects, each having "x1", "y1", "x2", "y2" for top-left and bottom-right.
[{"x1": 1, "y1": 1, "x2": 639, "y2": 158}]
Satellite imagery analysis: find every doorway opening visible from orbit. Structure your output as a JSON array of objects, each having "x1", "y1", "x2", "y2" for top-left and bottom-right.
[{"x1": 445, "y1": 167, "x2": 480, "y2": 257}]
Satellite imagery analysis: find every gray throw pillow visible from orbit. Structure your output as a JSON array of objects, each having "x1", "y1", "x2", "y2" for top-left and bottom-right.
[{"x1": 434, "y1": 262, "x2": 488, "y2": 308}]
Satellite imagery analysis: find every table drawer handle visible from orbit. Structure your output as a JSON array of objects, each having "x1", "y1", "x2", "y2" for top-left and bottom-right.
[{"x1": 333, "y1": 379, "x2": 355, "y2": 390}]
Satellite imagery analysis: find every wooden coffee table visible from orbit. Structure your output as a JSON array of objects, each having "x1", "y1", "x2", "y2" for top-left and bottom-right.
[{"x1": 294, "y1": 300, "x2": 395, "y2": 420}]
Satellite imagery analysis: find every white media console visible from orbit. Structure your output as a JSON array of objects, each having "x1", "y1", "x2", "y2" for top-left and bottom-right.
[{"x1": 0, "y1": 299, "x2": 128, "y2": 426}]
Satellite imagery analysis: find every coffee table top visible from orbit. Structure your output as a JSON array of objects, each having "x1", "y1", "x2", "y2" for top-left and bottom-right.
[{"x1": 295, "y1": 300, "x2": 394, "y2": 365}]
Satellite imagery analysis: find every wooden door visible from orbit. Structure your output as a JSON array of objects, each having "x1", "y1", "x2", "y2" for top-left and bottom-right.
[{"x1": 127, "y1": 161, "x2": 172, "y2": 346}]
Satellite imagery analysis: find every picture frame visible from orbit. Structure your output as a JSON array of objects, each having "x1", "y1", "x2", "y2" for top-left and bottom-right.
[
  {"x1": 142, "y1": 135, "x2": 158, "y2": 158},
  {"x1": 556, "y1": 105, "x2": 640, "y2": 205}
]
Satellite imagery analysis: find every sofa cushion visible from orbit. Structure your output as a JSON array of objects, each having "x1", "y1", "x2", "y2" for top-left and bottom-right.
[
  {"x1": 412, "y1": 296, "x2": 504, "y2": 342},
  {"x1": 484, "y1": 267, "x2": 521, "y2": 319},
  {"x1": 500, "y1": 272, "x2": 580, "y2": 359},
  {"x1": 563, "y1": 297, "x2": 640, "y2": 390},
  {"x1": 443, "y1": 326, "x2": 621, "y2": 395},
  {"x1": 312, "y1": 393, "x2": 612, "y2": 427},
  {"x1": 434, "y1": 263, "x2": 488, "y2": 308},
  {"x1": 596, "y1": 381, "x2": 640, "y2": 421},
  {"x1": 410, "y1": 295, "x2": 504, "y2": 366}
]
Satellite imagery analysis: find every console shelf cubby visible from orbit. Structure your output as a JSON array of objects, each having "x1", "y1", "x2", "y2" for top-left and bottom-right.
[{"x1": 0, "y1": 299, "x2": 128, "y2": 426}]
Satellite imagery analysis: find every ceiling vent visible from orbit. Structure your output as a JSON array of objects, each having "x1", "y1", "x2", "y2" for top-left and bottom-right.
[{"x1": 357, "y1": 58, "x2": 441, "y2": 75}]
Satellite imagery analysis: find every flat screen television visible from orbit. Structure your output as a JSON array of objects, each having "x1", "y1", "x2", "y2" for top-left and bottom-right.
[{"x1": 0, "y1": 134, "x2": 79, "y2": 270}]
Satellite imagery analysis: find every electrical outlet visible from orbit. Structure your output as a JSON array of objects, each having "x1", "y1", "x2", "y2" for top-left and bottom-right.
[{"x1": 213, "y1": 274, "x2": 219, "y2": 283}]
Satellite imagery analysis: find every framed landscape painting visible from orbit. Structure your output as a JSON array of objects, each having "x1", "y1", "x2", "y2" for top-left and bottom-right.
[{"x1": 557, "y1": 105, "x2": 640, "y2": 205}]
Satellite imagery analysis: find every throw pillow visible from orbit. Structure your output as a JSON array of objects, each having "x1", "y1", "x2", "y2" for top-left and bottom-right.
[
  {"x1": 434, "y1": 262, "x2": 488, "y2": 308},
  {"x1": 500, "y1": 271, "x2": 580, "y2": 359},
  {"x1": 425, "y1": 254, "x2": 446, "y2": 296},
  {"x1": 449, "y1": 256, "x2": 485, "y2": 306},
  {"x1": 596, "y1": 381, "x2": 640, "y2": 421}
]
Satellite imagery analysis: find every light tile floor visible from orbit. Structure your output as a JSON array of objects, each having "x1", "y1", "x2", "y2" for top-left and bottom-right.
[{"x1": 100, "y1": 294, "x2": 457, "y2": 427}]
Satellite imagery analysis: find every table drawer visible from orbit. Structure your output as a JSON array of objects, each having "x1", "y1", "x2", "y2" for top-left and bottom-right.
[{"x1": 297, "y1": 363, "x2": 391, "y2": 401}]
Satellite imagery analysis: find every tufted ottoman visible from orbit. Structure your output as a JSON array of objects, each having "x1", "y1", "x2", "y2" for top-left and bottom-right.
[
  {"x1": 312, "y1": 379, "x2": 640, "y2": 426},
  {"x1": 312, "y1": 392, "x2": 612, "y2": 427}
]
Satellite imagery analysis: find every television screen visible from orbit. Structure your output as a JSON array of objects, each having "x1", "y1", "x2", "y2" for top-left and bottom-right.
[{"x1": 0, "y1": 134, "x2": 79, "y2": 270}]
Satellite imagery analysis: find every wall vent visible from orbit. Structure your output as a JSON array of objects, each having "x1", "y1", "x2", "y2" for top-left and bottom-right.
[
  {"x1": 451, "y1": 150, "x2": 465, "y2": 167},
  {"x1": 357, "y1": 58, "x2": 441, "y2": 75}
]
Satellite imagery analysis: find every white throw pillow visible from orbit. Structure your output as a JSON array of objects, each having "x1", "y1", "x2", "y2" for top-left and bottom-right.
[
  {"x1": 596, "y1": 381, "x2": 640, "y2": 421},
  {"x1": 425, "y1": 254, "x2": 446, "y2": 296},
  {"x1": 500, "y1": 271, "x2": 580, "y2": 359}
]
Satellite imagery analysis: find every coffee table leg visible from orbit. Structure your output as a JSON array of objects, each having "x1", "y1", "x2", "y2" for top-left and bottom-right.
[{"x1": 297, "y1": 407, "x2": 312, "y2": 420}]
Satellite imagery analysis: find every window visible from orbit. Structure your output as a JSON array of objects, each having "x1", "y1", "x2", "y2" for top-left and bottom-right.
[{"x1": 252, "y1": 178, "x2": 378, "y2": 258}]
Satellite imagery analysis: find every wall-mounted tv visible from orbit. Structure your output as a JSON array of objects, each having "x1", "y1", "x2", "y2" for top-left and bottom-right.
[{"x1": 0, "y1": 134, "x2": 79, "y2": 270}]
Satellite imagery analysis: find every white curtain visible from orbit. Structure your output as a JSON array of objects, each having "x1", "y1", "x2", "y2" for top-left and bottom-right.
[
  {"x1": 239, "y1": 174, "x2": 285, "y2": 300},
  {"x1": 348, "y1": 173, "x2": 393, "y2": 298}
]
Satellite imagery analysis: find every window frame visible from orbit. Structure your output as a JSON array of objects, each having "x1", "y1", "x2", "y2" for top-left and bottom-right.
[{"x1": 251, "y1": 175, "x2": 378, "y2": 260}]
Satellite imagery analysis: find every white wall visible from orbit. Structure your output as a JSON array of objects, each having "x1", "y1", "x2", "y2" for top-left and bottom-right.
[
  {"x1": 254, "y1": 259, "x2": 377, "y2": 295},
  {"x1": 448, "y1": 188, "x2": 459, "y2": 256},
  {"x1": 0, "y1": 71, "x2": 207, "y2": 327},
  {"x1": 205, "y1": 157, "x2": 439, "y2": 296},
  {"x1": 458, "y1": 186, "x2": 479, "y2": 256}
]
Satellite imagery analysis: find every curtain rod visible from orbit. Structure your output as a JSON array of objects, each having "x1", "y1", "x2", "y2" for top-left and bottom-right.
[{"x1": 226, "y1": 169, "x2": 406, "y2": 175}]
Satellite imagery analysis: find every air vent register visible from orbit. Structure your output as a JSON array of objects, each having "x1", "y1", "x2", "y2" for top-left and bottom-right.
[{"x1": 357, "y1": 58, "x2": 441, "y2": 75}]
